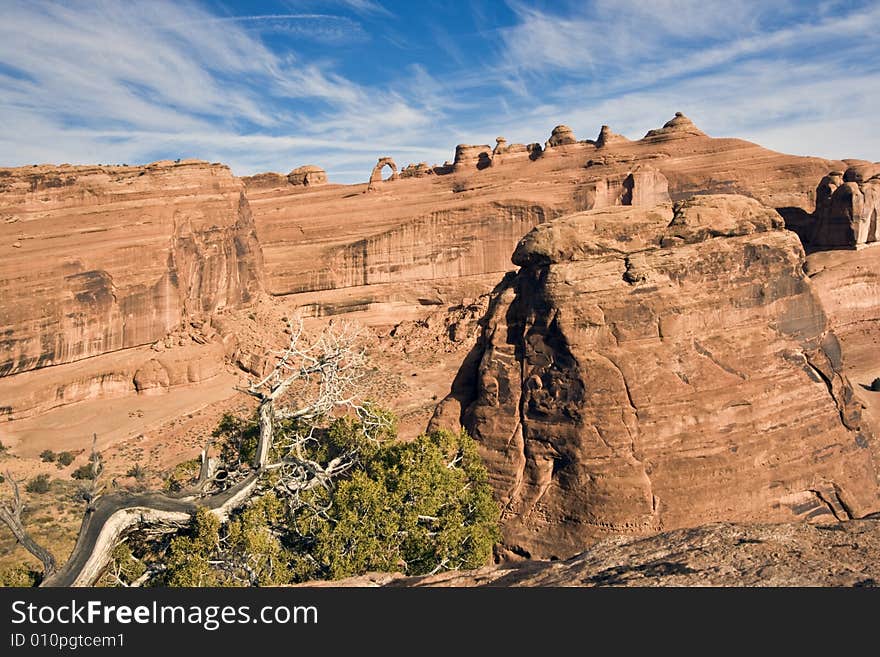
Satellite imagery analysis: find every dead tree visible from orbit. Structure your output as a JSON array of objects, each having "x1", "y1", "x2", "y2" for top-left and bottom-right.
[
  {"x1": 0, "y1": 473, "x2": 57, "y2": 577},
  {"x1": 0, "y1": 317, "x2": 379, "y2": 587}
]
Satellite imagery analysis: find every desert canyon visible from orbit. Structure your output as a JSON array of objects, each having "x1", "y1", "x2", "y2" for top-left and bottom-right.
[{"x1": 2, "y1": 112, "x2": 880, "y2": 582}]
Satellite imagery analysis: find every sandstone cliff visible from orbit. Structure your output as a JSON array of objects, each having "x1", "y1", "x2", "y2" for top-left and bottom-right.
[
  {"x1": 431, "y1": 194, "x2": 880, "y2": 559},
  {"x1": 246, "y1": 114, "x2": 840, "y2": 324},
  {"x1": 0, "y1": 160, "x2": 263, "y2": 377},
  {"x1": 811, "y1": 162, "x2": 880, "y2": 247}
]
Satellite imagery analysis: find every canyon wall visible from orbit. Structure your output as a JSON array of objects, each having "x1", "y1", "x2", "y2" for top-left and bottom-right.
[
  {"x1": 245, "y1": 114, "x2": 841, "y2": 322},
  {"x1": 431, "y1": 195, "x2": 880, "y2": 559},
  {"x1": 0, "y1": 160, "x2": 263, "y2": 377}
]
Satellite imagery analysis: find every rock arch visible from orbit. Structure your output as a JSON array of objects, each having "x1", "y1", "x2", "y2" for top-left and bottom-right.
[{"x1": 369, "y1": 157, "x2": 398, "y2": 184}]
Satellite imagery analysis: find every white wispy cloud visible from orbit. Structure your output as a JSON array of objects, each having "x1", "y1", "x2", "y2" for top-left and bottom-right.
[{"x1": 0, "y1": 0, "x2": 876, "y2": 182}]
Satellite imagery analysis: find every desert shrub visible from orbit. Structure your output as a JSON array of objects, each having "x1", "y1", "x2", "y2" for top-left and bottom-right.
[
  {"x1": 104, "y1": 543, "x2": 146, "y2": 587},
  {"x1": 25, "y1": 473, "x2": 51, "y2": 494},
  {"x1": 289, "y1": 426, "x2": 500, "y2": 581},
  {"x1": 56, "y1": 451, "x2": 75, "y2": 467},
  {"x1": 163, "y1": 507, "x2": 221, "y2": 587},
  {"x1": 163, "y1": 458, "x2": 201, "y2": 492},
  {"x1": 126, "y1": 464, "x2": 147, "y2": 481},
  {"x1": 39, "y1": 450, "x2": 56, "y2": 463},
  {"x1": 157, "y1": 412, "x2": 499, "y2": 586},
  {"x1": 212, "y1": 412, "x2": 259, "y2": 466},
  {"x1": 71, "y1": 451, "x2": 103, "y2": 481},
  {"x1": 0, "y1": 564, "x2": 40, "y2": 587},
  {"x1": 0, "y1": 440, "x2": 6, "y2": 453}
]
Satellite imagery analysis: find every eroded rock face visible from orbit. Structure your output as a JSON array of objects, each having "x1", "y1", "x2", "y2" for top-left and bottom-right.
[
  {"x1": 811, "y1": 163, "x2": 880, "y2": 247},
  {"x1": 369, "y1": 157, "x2": 399, "y2": 184},
  {"x1": 596, "y1": 125, "x2": 630, "y2": 149},
  {"x1": 577, "y1": 165, "x2": 670, "y2": 209},
  {"x1": 546, "y1": 125, "x2": 578, "y2": 148},
  {"x1": 642, "y1": 111, "x2": 707, "y2": 141},
  {"x1": 432, "y1": 194, "x2": 879, "y2": 558},
  {"x1": 454, "y1": 144, "x2": 493, "y2": 171},
  {"x1": 0, "y1": 160, "x2": 263, "y2": 376},
  {"x1": 248, "y1": 116, "x2": 841, "y2": 317},
  {"x1": 288, "y1": 165, "x2": 327, "y2": 187}
]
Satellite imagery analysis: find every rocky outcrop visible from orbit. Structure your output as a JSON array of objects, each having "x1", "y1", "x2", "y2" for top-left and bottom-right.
[
  {"x1": 400, "y1": 162, "x2": 434, "y2": 178},
  {"x1": 811, "y1": 162, "x2": 880, "y2": 247},
  {"x1": 241, "y1": 172, "x2": 288, "y2": 189},
  {"x1": 577, "y1": 165, "x2": 671, "y2": 209},
  {"x1": 596, "y1": 125, "x2": 630, "y2": 149},
  {"x1": 369, "y1": 157, "x2": 398, "y2": 184},
  {"x1": 288, "y1": 165, "x2": 327, "y2": 187},
  {"x1": 545, "y1": 125, "x2": 578, "y2": 148},
  {"x1": 321, "y1": 519, "x2": 880, "y2": 587},
  {"x1": 431, "y1": 194, "x2": 880, "y2": 559},
  {"x1": 642, "y1": 111, "x2": 707, "y2": 141},
  {"x1": 0, "y1": 160, "x2": 263, "y2": 377},
  {"x1": 454, "y1": 145, "x2": 493, "y2": 171}
]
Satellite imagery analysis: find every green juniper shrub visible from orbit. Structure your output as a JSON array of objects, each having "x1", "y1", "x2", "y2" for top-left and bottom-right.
[
  {"x1": 56, "y1": 451, "x2": 75, "y2": 468},
  {"x1": 162, "y1": 458, "x2": 200, "y2": 493},
  {"x1": 39, "y1": 450, "x2": 56, "y2": 463},
  {"x1": 156, "y1": 410, "x2": 499, "y2": 586},
  {"x1": 72, "y1": 450, "x2": 103, "y2": 480},
  {"x1": 25, "y1": 473, "x2": 51, "y2": 494}
]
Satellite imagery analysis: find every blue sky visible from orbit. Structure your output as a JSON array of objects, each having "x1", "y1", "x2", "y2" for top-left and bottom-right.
[{"x1": 1, "y1": 0, "x2": 878, "y2": 182}]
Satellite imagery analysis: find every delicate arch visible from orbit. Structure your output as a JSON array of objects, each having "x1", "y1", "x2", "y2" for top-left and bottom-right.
[{"x1": 369, "y1": 157, "x2": 398, "y2": 184}]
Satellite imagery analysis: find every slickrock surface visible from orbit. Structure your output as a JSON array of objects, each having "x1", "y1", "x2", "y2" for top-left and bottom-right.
[
  {"x1": 0, "y1": 160, "x2": 263, "y2": 377},
  {"x1": 323, "y1": 519, "x2": 880, "y2": 587},
  {"x1": 431, "y1": 194, "x2": 880, "y2": 559}
]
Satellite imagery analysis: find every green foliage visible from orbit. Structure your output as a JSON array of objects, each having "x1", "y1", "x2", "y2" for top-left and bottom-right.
[
  {"x1": 291, "y1": 427, "x2": 500, "y2": 580},
  {"x1": 0, "y1": 440, "x2": 6, "y2": 453},
  {"x1": 39, "y1": 450, "x2": 56, "y2": 463},
  {"x1": 108, "y1": 543, "x2": 146, "y2": 586},
  {"x1": 163, "y1": 507, "x2": 221, "y2": 587},
  {"x1": 212, "y1": 412, "x2": 259, "y2": 466},
  {"x1": 56, "y1": 451, "x2": 75, "y2": 468},
  {"x1": 71, "y1": 451, "x2": 102, "y2": 480},
  {"x1": 25, "y1": 473, "x2": 51, "y2": 494},
  {"x1": 223, "y1": 494, "x2": 292, "y2": 586},
  {"x1": 0, "y1": 564, "x2": 40, "y2": 587},
  {"x1": 155, "y1": 410, "x2": 500, "y2": 586},
  {"x1": 162, "y1": 458, "x2": 200, "y2": 492}
]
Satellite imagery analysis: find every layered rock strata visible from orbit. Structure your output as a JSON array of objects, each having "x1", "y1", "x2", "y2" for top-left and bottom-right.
[
  {"x1": 0, "y1": 160, "x2": 263, "y2": 377},
  {"x1": 431, "y1": 195, "x2": 880, "y2": 558}
]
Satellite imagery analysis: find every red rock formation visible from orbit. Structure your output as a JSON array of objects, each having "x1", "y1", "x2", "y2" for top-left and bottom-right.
[
  {"x1": 369, "y1": 157, "x2": 399, "y2": 184},
  {"x1": 545, "y1": 125, "x2": 579, "y2": 148},
  {"x1": 246, "y1": 115, "x2": 840, "y2": 323},
  {"x1": 288, "y1": 165, "x2": 327, "y2": 187},
  {"x1": 596, "y1": 125, "x2": 631, "y2": 149},
  {"x1": 811, "y1": 162, "x2": 880, "y2": 247},
  {"x1": 642, "y1": 111, "x2": 707, "y2": 141},
  {"x1": 0, "y1": 160, "x2": 263, "y2": 377},
  {"x1": 453, "y1": 144, "x2": 493, "y2": 171},
  {"x1": 431, "y1": 195, "x2": 879, "y2": 558},
  {"x1": 240, "y1": 172, "x2": 288, "y2": 190}
]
